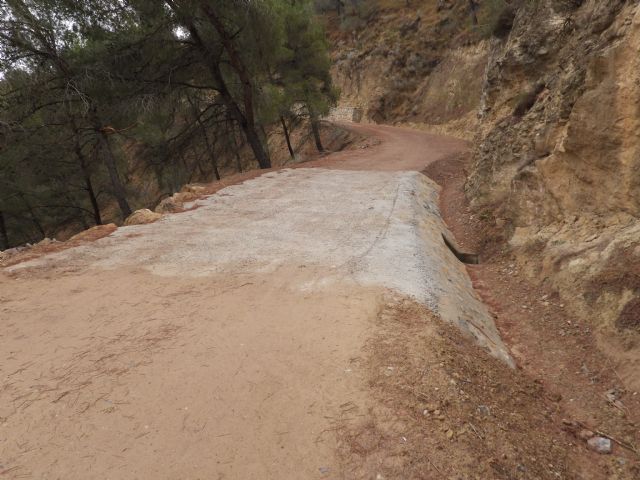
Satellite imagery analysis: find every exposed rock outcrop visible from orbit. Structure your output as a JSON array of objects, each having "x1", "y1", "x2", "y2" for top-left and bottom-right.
[
  {"x1": 466, "y1": 0, "x2": 640, "y2": 386},
  {"x1": 124, "y1": 209, "x2": 163, "y2": 226},
  {"x1": 67, "y1": 223, "x2": 118, "y2": 243},
  {"x1": 327, "y1": 0, "x2": 640, "y2": 386},
  {"x1": 155, "y1": 192, "x2": 199, "y2": 214},
  {"x1": 329, "y1": 3, "x2": 487, "y2": 137}
]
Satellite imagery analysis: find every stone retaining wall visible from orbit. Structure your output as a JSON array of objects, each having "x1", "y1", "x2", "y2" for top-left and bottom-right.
[{"x1": 327, "y1": 106, "x2": 364, "y2": 122}]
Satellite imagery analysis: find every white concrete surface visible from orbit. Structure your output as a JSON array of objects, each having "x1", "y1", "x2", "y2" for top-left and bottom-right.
[{"x1": 9, "y1": 168, "x2": 513, "y2": 365}]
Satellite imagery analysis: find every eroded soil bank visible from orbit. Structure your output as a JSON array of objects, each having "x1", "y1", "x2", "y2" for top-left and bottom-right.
[{"x1": 424, "y1": 150, "x2": 640, "y2": 479}]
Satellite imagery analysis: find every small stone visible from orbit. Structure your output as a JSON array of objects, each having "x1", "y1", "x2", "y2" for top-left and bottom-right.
[
  {"x1": 446, "y1": 429, "x2": 454, "y2": 440},
  {"x1": 587, "y1": 436, "x2": 612, "y2": 454},
  {"x1": 605, "y1": 388, "x2": 621, "y2": 403},
  {"x1": 549, "y1": 392, "x2": 562, "y2": 402},
  {"x1": 68, "y1": 223, "x2": 117, "y2": 243},
  {"x1": 37, "y1": 237, "x2": 54, "y2": 246},
  {"x1": 155, "y1": 196, "x2": 182, "y2": 214},
  {"x1": 124, "y1": 209, "x2": 163, "y2": 226},
  {"x1": 477, "y1": 405, "x2": 491, "y2": 417},
  {"x1": 578, "y1": 429, "x2": 594, "y2": 440}
]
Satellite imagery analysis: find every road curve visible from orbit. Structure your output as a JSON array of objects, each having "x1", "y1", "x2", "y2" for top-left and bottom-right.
[{"x1": 0, "y1": 124, "x2": 510, "y2": 479}]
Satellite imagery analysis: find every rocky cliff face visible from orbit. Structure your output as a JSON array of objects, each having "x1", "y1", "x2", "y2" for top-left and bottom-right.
[
  {"x1": 467, "y1": 0, "x2": 640, "y2": 385},
  {"x1": 328, "y1": 0, "x2": 640, "y2": 386},
  {"x1": 328, "y1": 2, "x2": 489, "y2": 138}
]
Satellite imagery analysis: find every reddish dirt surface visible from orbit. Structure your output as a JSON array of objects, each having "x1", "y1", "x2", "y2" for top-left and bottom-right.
[
  {"x1": 424, "y1": 151, "x2": 640, "y2": 479},
  {"x1": 310, "y1": 122, "x2": 467, "y2": 171},
  {"x1": 0, "y1": 224, "x2": 118, "y2": 268},
  {"x1": 0, "y1": 124, "x2": 476, "y2": 480},
  {"x1": 2, "y1": 123, "x2": 639, "y2": 479}
]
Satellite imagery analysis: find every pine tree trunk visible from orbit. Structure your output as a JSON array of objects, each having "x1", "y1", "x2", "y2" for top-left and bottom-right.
[
  {"x1": 201, "y1": 58, "x2": 270, "y2": 169},
  {"x1": 192, "y1": 146, "x2": 207, "y2": 178},
  {"x1": 310, "y1": 112, "x2": 325, "y2": 153},
  {"x1": 231, "y1": 124, "x2": 243, "y2": 173},
  {"x1": 218, "y1": 84, "x2": 270, "y2": 169},
  {"x1": 197, "y1": 117, "x2": 220, "y2": 181},
  {"x1": 469, "y1": 0, "x2": 479, "y2": 26},
  {"x1": 20, "y1": 194, "x2": 45, "y2": 238},
  {"x1": 199, "y1": 4, "x2": 272, "y2": 169},
  {"x1": 187, "y1": 95, "x2": 221, "y2": 181},
  {"x1": 98, "y1": 131, "x2": 132, "y2": 219},
  {"x1": 70, "y1": 120, "x2": 102, "y2": 225},
  {"x1": 235, "y1": 149, "x2": 243, "y2": 173},
  {"x1": 83, "y1": 170, "x2": 102, "y2": 226},
  {"x1": 260, "y1": 124, "x2": 271, "y2": 160},
  {"x1": 74, "y1": 139, "x2": 102, "y2": 226},
  {"x1": 280, "y1": 116, "x2": 295, "y2": 160},
  {"x1": 173, "y1": 4, "x2": 271, "y2": 169},
  {"x1": 62, "y1": 191, "x2": 90, "y2": 229},
  {"x1": 0, "y1": 211, "x2": 9, "y2": 250}
]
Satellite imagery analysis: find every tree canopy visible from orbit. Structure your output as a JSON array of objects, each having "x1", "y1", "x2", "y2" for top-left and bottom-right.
[{"x1": 0, "y1": 0, "x2": 337, "y2": 249}]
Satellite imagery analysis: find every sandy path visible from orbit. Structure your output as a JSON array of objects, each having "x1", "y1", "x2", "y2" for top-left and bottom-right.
[
  {"x1": 311, "y1": 123, "x2": 467, "y2": 171},
  {"x1": 0, "y1": 124, "x2": 508, "y2": 479}
]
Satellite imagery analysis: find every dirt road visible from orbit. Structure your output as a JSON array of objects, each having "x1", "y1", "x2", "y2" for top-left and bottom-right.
[{"x1": 0, "y1": 125, "x2": 576, "y2": 479}]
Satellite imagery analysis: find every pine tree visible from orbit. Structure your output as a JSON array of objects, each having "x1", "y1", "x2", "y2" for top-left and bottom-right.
[
  {"x1": 276, "y1": 0, "x2": 339, "y2": 153},
  {"x1": 0, "y1": 0, "x2": 339, "y2": 246}
]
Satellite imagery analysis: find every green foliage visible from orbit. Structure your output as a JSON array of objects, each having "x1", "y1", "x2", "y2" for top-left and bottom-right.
[
  {"x1": 0, "y1": 0, "x2": 338, "y2": 247},
  {"x1": 278, "y1": 1, "x2": 338, "y2": 117}
]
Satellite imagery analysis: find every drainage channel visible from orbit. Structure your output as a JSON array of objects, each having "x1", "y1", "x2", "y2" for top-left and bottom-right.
[{"x1": 442, "y1": 233, "x2": 479, "y2": 265}]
